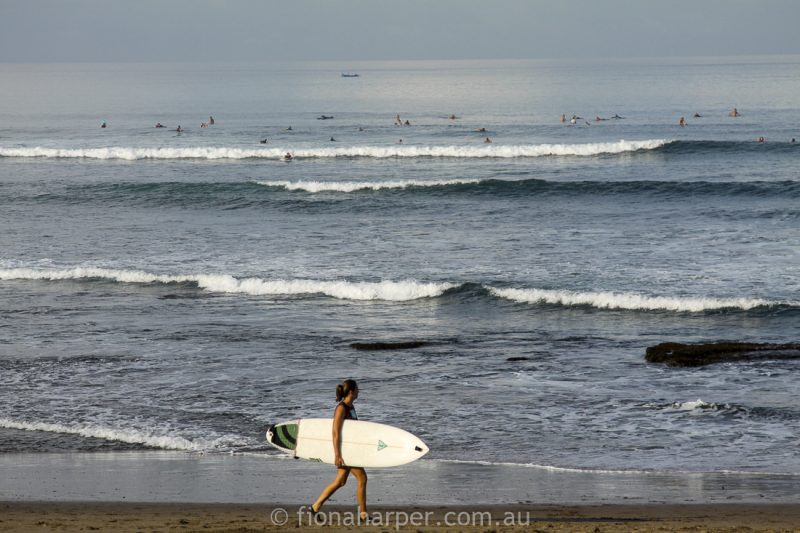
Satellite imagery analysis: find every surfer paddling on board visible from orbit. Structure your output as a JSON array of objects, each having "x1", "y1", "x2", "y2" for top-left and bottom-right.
[{"x1": 311, "y1": 379, "x2": 368, "y2": 520}]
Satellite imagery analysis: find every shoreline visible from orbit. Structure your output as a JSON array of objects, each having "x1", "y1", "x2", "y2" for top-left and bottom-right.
[
  {"x1": 1, "y1": 502, "x2": 799, "y2": 532},
  {"x1": 1, "y1": 451, "x2": 798, "y2": 505}
]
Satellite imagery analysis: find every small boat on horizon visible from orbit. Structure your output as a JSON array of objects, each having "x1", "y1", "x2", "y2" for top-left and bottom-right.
[{"x1": 341, "y1": 73, "x2": 360, "y2": 78}]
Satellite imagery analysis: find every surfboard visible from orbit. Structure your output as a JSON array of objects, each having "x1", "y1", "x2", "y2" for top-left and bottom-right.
[{"x1": 266, "y1": 418, "x2": 429, "y2": 468}]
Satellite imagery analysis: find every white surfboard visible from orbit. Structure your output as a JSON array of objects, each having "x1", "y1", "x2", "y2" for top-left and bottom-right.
[{"x1": 266, "y1": 418, "x2": 428, "y2": 468}]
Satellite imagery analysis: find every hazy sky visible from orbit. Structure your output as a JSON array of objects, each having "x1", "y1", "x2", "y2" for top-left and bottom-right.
[{"x1": 1, "y1": 0, "x2": 799, "y2": 62}]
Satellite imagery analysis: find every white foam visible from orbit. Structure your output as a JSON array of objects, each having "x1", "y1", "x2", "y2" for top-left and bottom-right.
[
  {"x1": 0, "y1": 140, "x2": 669, "y2": 160},
  {"x1": 666, "y1": 399, "x2": 730, "y2": 412},
  {"x1": 431, "y1": 459, "x2": 798, "y2": 476},
  {"x1": 0, "y1": 267, "x2": 190, "y2": 285},
  {"x1": 0, "y1": 147, "x2": 276, "y2": 160},
  {"x1": 0, "y1": 267, "x2": 455, "y2": 302},
  {"x1": 195, "y1": 276, "x2": 455, "y2": 301},
  {"x1": 256, "y1": 178, "x2": 480, "y2": 192},
  {"x1": 489, "y1": 287, "x2": 783, "y2": 312},
  {"x1": 0, "y1": 417, "x2": 200, "y2": 451},
  {"x1": 432, "y1": 458, "x2": 651, "y2": 474},
  {"x1": 671, "y1": 399, "x2": 711, "y2": 411}
]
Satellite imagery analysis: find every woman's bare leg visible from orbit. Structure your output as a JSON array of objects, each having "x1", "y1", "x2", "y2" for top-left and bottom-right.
[
  {"x1": 350, "y1": 467, "x2": 368, "y2": 517},
  {"x1": 312, "y1": 467, "x2": 350, "y2": 511}
]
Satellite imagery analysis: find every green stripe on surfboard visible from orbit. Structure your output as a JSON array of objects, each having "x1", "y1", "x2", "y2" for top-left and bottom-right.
[
  {"x1": 274, "y1": 423, "x2": 298, "y2": 450},
  {"x1": 282, "y1": 423, "x2": 298, "y2": 440}
]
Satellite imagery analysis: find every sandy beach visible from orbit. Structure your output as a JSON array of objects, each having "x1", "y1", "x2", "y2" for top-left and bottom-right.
[{"x1": 2, "y1": 502, "x2": 799, "y2": 532}]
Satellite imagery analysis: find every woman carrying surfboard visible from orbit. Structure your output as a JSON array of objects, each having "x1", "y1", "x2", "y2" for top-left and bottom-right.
[{"x1": 311, "y1": 379, "x2": 368, "y2": 520}]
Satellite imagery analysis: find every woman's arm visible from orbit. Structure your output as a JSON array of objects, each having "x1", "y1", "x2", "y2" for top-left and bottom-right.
[{"x1": 332, "y1": 404, "x2": 346, "y2": 467}]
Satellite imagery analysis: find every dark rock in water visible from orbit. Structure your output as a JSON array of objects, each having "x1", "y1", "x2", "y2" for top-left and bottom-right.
[
  {"x1": 506, "y1": 356, "x2": 530, "y2": 362},
  {"x1": 646, "y1": 342, "x2": 800, "y2": 367},
  {"x1": 350, "y1": 341, "x2": 431, "y2": 351}
]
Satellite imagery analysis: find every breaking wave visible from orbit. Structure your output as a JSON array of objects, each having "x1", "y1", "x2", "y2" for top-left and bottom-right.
[
  {"x1": 255, "y1": 178, "x2": 480, "y2": 192},
  {"x1": 489, "y1": 287, "x2": 790, "y2": 312},
  {"x1": 0, "y1": 139, "x2": 668, "y2": 160},
  {"x1": 0, "y1": 417, "x2": 201, "y2": 451},
  {"x1": 2, "y1": 267, "x2": 793, "y2": 311},
  {"x1": 0, "y1": 267, "x2": 455, "y2": 302}
]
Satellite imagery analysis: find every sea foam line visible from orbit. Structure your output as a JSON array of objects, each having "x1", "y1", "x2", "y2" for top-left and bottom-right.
[
  {"x1": 0, "y1": 267, "x2": 455, "y2": 302},
  {"x1": 431, "y1": 459, "x2": 798, "y2": 477},
  {"x1": 432, "y1": 458, "x2": 651, "y2": 475},
  {"x1": 255, "y1": 178, "x2": 480, "y2": 192},
  {"x1": 0, "y1": 417, "x2": 200, "y2": 451},
  {"x1": 0, "y1": 140, "x2": 669, "y2": 160},
  {"x1": 489, "y1": 287, "x2": 786, "y2": 312}
]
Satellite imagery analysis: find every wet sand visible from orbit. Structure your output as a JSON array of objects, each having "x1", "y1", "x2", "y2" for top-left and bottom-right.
[
  {"x1": 2, "y1": 452, "x2": 799, "y2": 531},
  {"x1": 1, "y1": 502, "x2": 799, "y2": 532}
]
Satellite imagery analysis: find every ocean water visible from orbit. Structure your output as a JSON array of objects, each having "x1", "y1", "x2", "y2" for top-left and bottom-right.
[{"x1": 1, "y1": 57, "x2": 799, "y2": 476}]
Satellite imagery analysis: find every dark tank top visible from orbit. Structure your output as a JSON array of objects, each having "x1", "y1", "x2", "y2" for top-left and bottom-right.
[{"x1": 338, "y1": 402, "x2": 357, "y2": 420}]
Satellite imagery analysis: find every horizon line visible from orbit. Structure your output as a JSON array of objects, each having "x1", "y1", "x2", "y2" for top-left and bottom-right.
[{"x1": 2, "y1": 53, "x2": 800, "y2": 65}]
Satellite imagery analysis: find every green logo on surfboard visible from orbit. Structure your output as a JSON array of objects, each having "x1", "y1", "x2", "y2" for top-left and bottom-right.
[{"x1": 377, "y1": 440, "x2": 387, "y2": 451}]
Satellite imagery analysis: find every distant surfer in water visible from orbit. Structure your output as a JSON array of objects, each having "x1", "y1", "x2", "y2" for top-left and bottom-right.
[{"x1": 312, "y1": 379, "x2": 368, "y2": 521}]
